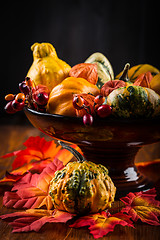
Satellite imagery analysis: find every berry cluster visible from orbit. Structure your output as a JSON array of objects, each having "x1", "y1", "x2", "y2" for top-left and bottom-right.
[
  {"x1": 73, "y1": 94, "x2": 112, "y2": 126},
  {"x1": 4, "y1": 77, "x2": 49, "y2": 114}
]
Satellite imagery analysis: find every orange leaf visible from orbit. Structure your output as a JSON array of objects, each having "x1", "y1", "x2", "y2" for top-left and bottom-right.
[
  {"x1": 0, "y1": 209, "x2": 74, "y2": 233},
  {"x1": 0, "y1": 137, "x2": 78, "y2": 183},
  {"x1": 73, "y1": 93, "x2": 96, "y2": 117},
  {"x1": 70, "y1": 211, "x2": 134, "y2": 239},
  {"x1": 120, "y1": 188, "x2": 160, "y2": 225},
  {"x1": 133, "y1": 72, "x2": 153, "y2": 87},
  {"x1": 0, "y1": 136, "x2": 61, "y2": 171},
  {"x1": 3, "y1": 158, "x2": 64, "y2": 210},
  {"x1": 69, "y1": 63, "x2": 98, "y2": 85}
]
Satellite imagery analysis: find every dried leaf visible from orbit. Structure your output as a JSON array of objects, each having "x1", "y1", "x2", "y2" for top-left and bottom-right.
[
  {"x1": 69, "y1": 63, "x2": 98, "y2": 85},
  {"x1": 120, "y1": 188, "x2": 160, "y2": 225},
  {"x1": 70, "y1": 211, "x2": 134, "y2": 239},
  {"x1": 133, "y1": 72, "x2": 153, "y2": 87},
  {"x1": 3, "y1": 158, "x2": 64, "y2": 210},
  {"x1": 100, "y1": 80, "x2": 126, "y2": 97},
  {"x1": 73, "y1": 93, "x2": 95, "y2": 117},
  {"x1": 0, "y1": 209, "x2": 74, "y2": 233}
]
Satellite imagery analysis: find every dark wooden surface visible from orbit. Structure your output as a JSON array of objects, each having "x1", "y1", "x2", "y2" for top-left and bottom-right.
[{"x1": 0, "y1": 123, "x2": 160, "y2": 240}]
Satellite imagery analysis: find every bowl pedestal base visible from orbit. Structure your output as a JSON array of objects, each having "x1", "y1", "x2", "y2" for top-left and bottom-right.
[
  {"x1": 24, "y1": 108, "x2": 159, "y2": 199},
  {"x1": 79, "y1": 143, "x2": 153, "y2": 198}
]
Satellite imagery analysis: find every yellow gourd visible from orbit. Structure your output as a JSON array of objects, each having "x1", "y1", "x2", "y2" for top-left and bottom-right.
[
  {"x1": 116, "y1": 64, "x2": 159, "y2": 82},
  {"x1": 27, "y1": 43, "x2": 71, "y2": 91},
  {"x1": 150, "y1": 72, "x2": 160, "y2": 95},
  {"x1": 47, "y1": 77, "x2": 100, "y2": 116}
]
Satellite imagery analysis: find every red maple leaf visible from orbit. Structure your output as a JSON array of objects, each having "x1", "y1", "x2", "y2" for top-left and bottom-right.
[
  {"x1": 120, "y1": 188, "x2": 160, "y2": 225},
  {"x1": 70, "y1": 210, "x2": 134, "y2": 239},
  {"x1": 3, "y1": 158, "x2": 64, "y2": 210},
  {"x1": 0, "y1": 209, "x2": 74, "y2": 233}
]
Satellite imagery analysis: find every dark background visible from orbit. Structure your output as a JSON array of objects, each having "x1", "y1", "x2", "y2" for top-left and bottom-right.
[{"x1": 1, "y1": 0, "x2": 160, "y2": 122}]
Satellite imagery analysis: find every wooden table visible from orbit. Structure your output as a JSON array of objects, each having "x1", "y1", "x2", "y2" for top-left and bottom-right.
[{"x1": 0, "y1": 123, "x2": 160, "y2": 240}]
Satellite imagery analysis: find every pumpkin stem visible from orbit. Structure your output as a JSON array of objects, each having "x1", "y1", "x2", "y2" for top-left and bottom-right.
[
  {"x1": 119, "y1": 63, "x2": 130, "y2": 82},
  {"x1": 58, "y1": 141, "x2": 86, "y2": 163}
]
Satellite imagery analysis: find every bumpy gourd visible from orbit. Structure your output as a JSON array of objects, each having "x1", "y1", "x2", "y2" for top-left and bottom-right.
[
  {"x1": 107, "y1": 85, "x2": 160, "y2": 118},
  {"x1": 49, "y1": 141, "x2": 116, "y2": 215},
  {"x1": 27, "y1": 42, "x2": 71, "y2": 91},
  {"x1": 47, "y1": 77, "x2": 100, "y2": 116}
]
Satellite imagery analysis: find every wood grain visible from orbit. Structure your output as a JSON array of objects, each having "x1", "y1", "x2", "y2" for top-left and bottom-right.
[{"x1": 0, "y1": 123, "x2": 160, "y2": 240}]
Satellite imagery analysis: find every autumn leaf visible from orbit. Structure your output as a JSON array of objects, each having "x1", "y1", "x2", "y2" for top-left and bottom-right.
[
  {"x1": 120, "y1": 188, "x2": 160, "y2": 226},
  {"x1": 69, "y1": 63, "x2": 98, "y2": 85},
  {"x1": 70, "y1": 211, "x2": 134, "y2": 239},
  {"x1": 3, "y1": 158, "x2": 64, "y2": 210},
  {"x1": 0, "y1": 136, "x2": 79, "y2": 183},
  {"x1": 133, "y1": 72, "x2": 153, "y2": 87},
  {"x1": 0, "y1": 136, "x2": 61, "y2": 172},
  {"x1": 0, "y1": 209, "x2": 74, "y2": 233}
]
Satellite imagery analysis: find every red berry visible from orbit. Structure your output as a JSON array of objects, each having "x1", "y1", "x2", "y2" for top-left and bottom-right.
[
  {"x1": 4, "y1": 101, "x2": 17, "y2": 114},
  {"x1": 34, "y1": 92, "x2": 49, "y2": 105},
  {"x1": 96, "y1": 104, "x2": 112, "y2": 118},
  {"x1": 94, "y1": 95, "x2": 105, "y2": 105},
  {"x1": 83, "y1": 113, "x2": 93, "y2": 126},
  {"x1": 15, "y1": 93, "x2": 25, "y2": 102},
  {"x1": 19, "y1": 82, "x2": 30, "y2": 95},
  {"x1": 73, "y1": 95, "x2": 85, "y2": 110},
  {"x1": 12, "y1": 99, "x2": 25, "y2": 111},
  {"x1": 5, "y1": 94, "x2": 15, "y2": 101}
]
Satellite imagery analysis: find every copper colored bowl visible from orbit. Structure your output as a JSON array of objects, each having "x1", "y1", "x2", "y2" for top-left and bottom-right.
[{"x1": 24, "y1": 107, "x2": 160, "y2": 197}]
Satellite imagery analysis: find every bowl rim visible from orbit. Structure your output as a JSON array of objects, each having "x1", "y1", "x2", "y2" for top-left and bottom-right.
[{"x1": 24, "y1": 107, "x2": 160, "y2": 125}]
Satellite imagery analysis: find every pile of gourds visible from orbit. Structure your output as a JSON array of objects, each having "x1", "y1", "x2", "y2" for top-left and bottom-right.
[{"x1": 27, "y1": 42, "x2": 160, "y2": 119}]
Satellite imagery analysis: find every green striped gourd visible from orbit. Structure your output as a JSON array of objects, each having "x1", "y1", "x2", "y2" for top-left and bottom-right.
[{"x1": 107, "y1": 85, "x2": 160, "y2": 118}]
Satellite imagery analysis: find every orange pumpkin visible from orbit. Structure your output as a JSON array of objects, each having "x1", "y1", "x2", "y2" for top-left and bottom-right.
[{"x1": 47, "y1": 77, "x2": 100, "y2": 116}]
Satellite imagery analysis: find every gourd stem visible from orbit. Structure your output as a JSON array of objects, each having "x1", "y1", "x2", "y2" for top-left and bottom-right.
[
  {"x1": 58, "y1": 141, "x2": 86, "y2": 163},
  {"x1": 119, "y1": 63, "x2": 130, "y2": 82}
]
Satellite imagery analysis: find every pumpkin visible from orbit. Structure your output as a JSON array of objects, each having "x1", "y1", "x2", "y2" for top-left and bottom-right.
[
  {"x1": 101, "y1": 80, "x2": 126, "y2": 96},
  {"x1": 107, "y1": 85, "x2": 160, "y2": 118},
  {"x1": 100, "y1": 63, "x2": 130, "y2": 97},
  {"x1": 69, "y1": 63, "x2": 98, "y2": 85},
  {"x1": 27, "y1": 42, "x2": 71, "y2": 91},
  {"x1": 85, "y1": 52, "x2": 114, "y2": 89},
  {"x1": 49, "y1": 141, "x2": 116, "y2": 214},
  {"x1": 150, "y1": 72, "x2": 160, "y2": 95},
  {"x1": 116, "y1": 64, "x2": 159, "y2": 82},
  {"x1": 47, "y1": 77, "x2": 100, "y2": 116}
]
